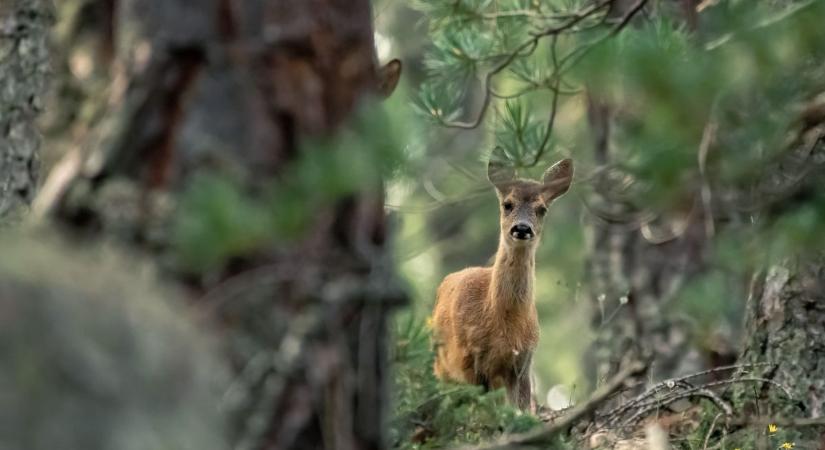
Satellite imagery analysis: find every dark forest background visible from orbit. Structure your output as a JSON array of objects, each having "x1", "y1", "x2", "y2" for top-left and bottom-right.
[{"x1": 1, "y1": 1, "x2": 825, "y2": 449}]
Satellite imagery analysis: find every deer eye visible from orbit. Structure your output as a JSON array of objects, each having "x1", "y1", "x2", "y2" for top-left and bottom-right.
[
  {"x1": 536, "y1": 206, "x2": 547, "y2": 217},
  {"x1": 502, "y1": 201, "x2": 514, "y2": 212}
]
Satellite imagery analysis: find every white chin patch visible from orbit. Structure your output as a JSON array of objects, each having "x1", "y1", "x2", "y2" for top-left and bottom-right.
[{"x1": 511, "y1": 232, "x2": 533, "y2": 240}]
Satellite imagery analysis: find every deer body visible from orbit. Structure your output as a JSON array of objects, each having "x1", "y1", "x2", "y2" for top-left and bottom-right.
[{"x1": 431, "y1": 157, "x2": 574, "y2": 410}]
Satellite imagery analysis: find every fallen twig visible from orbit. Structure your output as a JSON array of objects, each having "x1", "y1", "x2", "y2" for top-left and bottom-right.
[
  {"x1": 609, "y1": 377, "x2": 790, "y2": 429},
  {"x1": 459, "y1": 360, "x2": 647, "y2": 450},
  {"x1": 702, "y1": 413, "x2": 723, "y2": 450},
  {"x1": 600, "y1": 362, "x2": 774, "y2": 426}
]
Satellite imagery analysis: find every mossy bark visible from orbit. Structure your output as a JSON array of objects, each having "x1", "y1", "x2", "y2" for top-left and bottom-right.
[
  {"x1": 736, "y1": 259, "x2": 825, "y2": 419},
  {"x1": 0, "y1": 0, "x2": 52, "y2": 222}
]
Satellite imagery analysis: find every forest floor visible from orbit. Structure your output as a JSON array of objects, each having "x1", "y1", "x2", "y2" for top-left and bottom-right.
[{"x1": 389, "y1": 315, "x2": 819, "y2": 450}]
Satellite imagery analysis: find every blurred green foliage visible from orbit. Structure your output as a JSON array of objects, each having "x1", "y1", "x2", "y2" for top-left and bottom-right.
[
  {"x1": 173, "y1": 103, "x2": 411, "y2": 272},
  {"x1": 577, "y1": 1, "x2": 825, "y2": 209}
]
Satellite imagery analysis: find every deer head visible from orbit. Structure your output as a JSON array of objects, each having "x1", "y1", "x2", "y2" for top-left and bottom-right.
[{"x1": 487, "y1": 154, "x2": 574, "y2": 247}]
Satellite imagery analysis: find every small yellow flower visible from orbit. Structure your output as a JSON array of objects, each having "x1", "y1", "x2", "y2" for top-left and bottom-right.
[
  {"x1": 425, "y1": 316, "x2": 433, "y2": 329},
  {"x1": 768, "y1": 423, "x2": 778, "y2": 434},
  {"x1": 779, "y1": 442, "x2": 795, "y2": 449}
]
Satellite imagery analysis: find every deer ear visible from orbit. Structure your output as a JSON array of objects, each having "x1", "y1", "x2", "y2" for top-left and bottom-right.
[
  {"x1": 542, "y1": 158, "x2": 573, "y2": 201},
  {"x1": 377, "y1": 59, "x2": 402, "y2": 98},
  {"x1": 488, "y1": 148, "x2": 516, "y2": 191}
]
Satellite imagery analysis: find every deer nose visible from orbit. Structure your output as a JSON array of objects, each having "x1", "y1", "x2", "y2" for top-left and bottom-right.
[{"x1": 510, "y1": 224, "x2": 534, "y2": 240}]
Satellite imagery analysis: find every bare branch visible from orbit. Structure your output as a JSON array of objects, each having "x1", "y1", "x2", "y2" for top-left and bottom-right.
[
  {"x1": 608, "y1": 0, "x2": 648, "y2": 37},
  {"x1": 697, "y1": 114, "x2": 719, "y2": 238}
]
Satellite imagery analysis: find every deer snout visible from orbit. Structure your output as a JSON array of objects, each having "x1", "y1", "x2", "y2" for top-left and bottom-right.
[{"x1": 510, "y1": 223, "x2": 534, "y2": 240}]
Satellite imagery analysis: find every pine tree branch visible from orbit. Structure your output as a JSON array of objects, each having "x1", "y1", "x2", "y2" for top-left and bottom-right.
[{"x1": 439, "y1": 0, "x2": 614, "y2": 130}]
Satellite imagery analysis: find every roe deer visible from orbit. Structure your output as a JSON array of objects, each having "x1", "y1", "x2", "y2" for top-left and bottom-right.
[{"x1": 430, "y1": 155, "x2": 574, "y2": 410}]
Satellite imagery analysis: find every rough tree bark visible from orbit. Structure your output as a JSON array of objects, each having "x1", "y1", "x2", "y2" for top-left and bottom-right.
[
  {"x1": 732, "y1": 117, "x2": 825, "y2": 444},
  {"x1": 738, "y1": 259, "x2": 825, "y2": 419},
  {"x1": 37, "y1": 1, "x2": 405, "y2": 449},
  {"x1": 0, "y1": 0, "x2": 52, "y2": 222}
]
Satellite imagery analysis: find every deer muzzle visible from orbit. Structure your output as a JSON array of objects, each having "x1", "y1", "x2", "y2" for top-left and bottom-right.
[{"x1": 510, "y1": 223, "x2": 534, "y2": 241}]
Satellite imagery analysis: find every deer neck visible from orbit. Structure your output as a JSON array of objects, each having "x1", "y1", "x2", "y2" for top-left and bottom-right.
[{"x1": 489, "y1": 239, "x2": 536, "y2": 314}]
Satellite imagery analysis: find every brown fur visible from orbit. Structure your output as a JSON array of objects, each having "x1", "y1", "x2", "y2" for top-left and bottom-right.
[{"x1": 431, "y1": 157, "x2": 574, "y2": 410}]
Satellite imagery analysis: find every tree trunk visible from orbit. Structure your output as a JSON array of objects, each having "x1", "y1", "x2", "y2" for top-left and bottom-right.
[
  {"x1": 582, "y1": 3, "x2": 730, "y2": 387},
  {"x1": 584, "y1": 95, "x2": 711, "y2": 387},
  {"x1": 39, "y1": 1, "x2": 405, "y2": 449},
  {"x1": 732, "y1": 259, "x2": 825, "y2": 448},
  {"x1": 0, "y1": 0, "x2": 52, "y2": 222},
  {"x1": 729, "y1": 99, "x2": 825, "y2": 445},
  {"x1": 585, "y1": 212, "x2": 710, "y2": 383}
]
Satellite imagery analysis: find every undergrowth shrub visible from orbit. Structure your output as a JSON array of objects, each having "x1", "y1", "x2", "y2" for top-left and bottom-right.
[{"x1": 389, "y1": 313, "x2": 542, "y2": 449}]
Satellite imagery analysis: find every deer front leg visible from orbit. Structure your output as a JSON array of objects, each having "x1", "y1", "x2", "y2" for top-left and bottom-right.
[
  {"x1": 505, "y1": 374, "x2": 532, "y2": 411},
  {"x1": 516, "y1": 369, "x2": 534, "y2": 412},
  {"x1": 507, "y1": 352, "x2": 534, "y2": 411}
]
